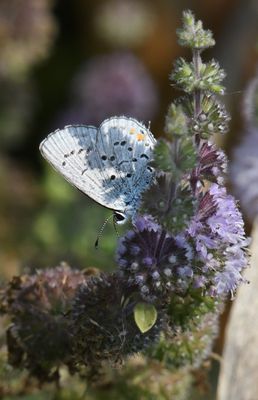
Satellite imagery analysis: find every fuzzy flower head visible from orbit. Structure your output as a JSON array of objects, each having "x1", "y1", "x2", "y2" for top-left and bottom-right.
[
  {"x1": 71, "y1": 273, "x2": 162, "y2": 369},
  {"x1": 187, "y1": 184, "x2": 249, "y2": 296},
  {"x1": 117, "y1": 216, "x2": 193, "y2": 301},
  {"x1": 1, "y1": 264, "x2": 88, "y2": 381},
  {"x1": 59, "y1": 52, "x2": 158, "y2": 127}
]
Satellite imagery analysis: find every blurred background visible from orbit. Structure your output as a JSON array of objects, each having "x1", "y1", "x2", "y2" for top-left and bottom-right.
[{"x1": 0, "y1": 0, "x2": 257, "y2": 279}]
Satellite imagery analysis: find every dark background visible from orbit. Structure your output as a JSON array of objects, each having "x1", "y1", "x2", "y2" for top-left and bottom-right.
[{"x1": 0, "y1": 0, "x2": 257, "y2": 279}]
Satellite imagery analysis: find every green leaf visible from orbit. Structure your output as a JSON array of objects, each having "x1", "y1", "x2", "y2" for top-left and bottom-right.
[
  {"x1": 165, "y1": 103, "x2": 189, "y2": 137},
  {"x1": 153, "y1": 138, "x2": 196, "y2": 179},
  {"x1": 153, "y1": 139, "x2": 173, "y2": 172},
  {"x1": 134, "y1": 302, "x2": 158, "y2": 333}
]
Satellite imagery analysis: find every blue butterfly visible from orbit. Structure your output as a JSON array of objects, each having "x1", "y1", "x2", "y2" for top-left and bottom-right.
[{"x1": 40, "y1": 116, "x2": 156, "y2": 224}]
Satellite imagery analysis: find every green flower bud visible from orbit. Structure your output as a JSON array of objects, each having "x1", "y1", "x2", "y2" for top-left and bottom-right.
[{"x1": 177, "y1": 10, "x2": 215, "y2": 50}]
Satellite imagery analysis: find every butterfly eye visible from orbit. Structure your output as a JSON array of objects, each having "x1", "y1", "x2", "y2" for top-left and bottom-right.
[{"x1": 114, "y1": 212, "x2": 127, "y2": 224}]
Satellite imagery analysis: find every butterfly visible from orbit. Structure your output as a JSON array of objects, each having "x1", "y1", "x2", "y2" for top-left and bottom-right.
[{"x1": 40, "y1": 116, "x2": 156, "y2": 224}]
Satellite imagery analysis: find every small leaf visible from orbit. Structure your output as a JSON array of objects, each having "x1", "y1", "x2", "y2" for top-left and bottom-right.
[
  {"x1": 153, "y1": 139, "x2": 172, "y2": 172},
  {"x1": 134, "y1": 302, "x2": 158, "y2": 333},
  {"x1": 165, "y1": 103, "x2": 189, "y2": 137}
]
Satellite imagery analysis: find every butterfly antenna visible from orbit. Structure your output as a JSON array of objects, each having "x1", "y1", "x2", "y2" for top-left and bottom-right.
[
  {"x1": 224, "y1": 90, "x2": 243, "y2": 96},
  {"x1": 113, "y1": 217, "x2": 120, "y2": 238},
  {"x1": 95, "y1": 214, "x2": 114, "y2": 249}
]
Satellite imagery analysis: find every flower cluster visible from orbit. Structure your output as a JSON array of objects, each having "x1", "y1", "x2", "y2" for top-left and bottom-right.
[
  {"x1": 57, "y1": 52, "x2": 158, "y2": 127},
  {"x1": 117, "y1": 216, "x2": 193, "y2": 301},
  {"x1": 0, "y1": 264, "x2": 163, "y2": 380},
  {"x1": 190, "y1": 141, "x2": 227, "y2": 193},
  {"x1": 1, "y1": 264, "x2": 87, "y2": 381},
  {"x1": 118, "y1": 182, "x2": 248, "y2": 300},
  {"x1": 117, "y1": 10, "x2": 249, "y2": 303},
  {"x1": 71, "y1": 273, "x2": 163, "y2": 370},
  {"x1": 187, "y1": 184, "x2": 249, "y2": 295}
]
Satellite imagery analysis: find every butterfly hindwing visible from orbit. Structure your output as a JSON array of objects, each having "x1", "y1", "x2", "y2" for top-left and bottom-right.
[{"x1": 97, "y1": 117, "x2": 155, "y2": 213}]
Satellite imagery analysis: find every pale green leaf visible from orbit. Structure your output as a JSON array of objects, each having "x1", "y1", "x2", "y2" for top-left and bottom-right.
[{"x1": 134, "y1": 302, "x2": 158, "y2": 333}]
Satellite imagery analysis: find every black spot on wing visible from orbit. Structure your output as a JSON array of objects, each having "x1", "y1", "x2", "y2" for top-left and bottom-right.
[{"x1": 118, "y1": 160, "x2": 130, "y2": 166}]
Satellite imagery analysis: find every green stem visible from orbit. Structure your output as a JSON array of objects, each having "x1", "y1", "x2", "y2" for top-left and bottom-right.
[
  {"x1": 192, "y1": 49, "x2": 202, "y2": 118},
  {"x1": 192, "y1": 49, "x2": 202, "y2": 147}
]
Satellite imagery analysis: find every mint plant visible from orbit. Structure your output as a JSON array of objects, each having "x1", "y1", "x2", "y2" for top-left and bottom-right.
[{"x1": 0, "y1": 10, "x2": 249, "y2": 399}]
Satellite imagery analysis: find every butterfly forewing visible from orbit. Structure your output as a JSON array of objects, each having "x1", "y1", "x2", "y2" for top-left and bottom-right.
[{"x1": 40, "y1": 125, "x2": 114, "y2": 207}]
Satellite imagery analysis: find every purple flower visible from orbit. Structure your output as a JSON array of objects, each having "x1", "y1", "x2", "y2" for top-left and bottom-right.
[
  {"x1": 117, "y1": 216, "x2": 192, "y2": 301},
  {"x1": 190, "y1": 141, "x2": 227, "y2": 193},
  {"x1": 1, "y1": 264, "x2": 88, "y2": 381},
  {"x1": 58, "y1": 52, "x2": 158, "y2": 127},
  {"x1": 118, "y1": 185, "x2": 248, "y2": 299},
  {"x1": 187, "y1": 183, "x2": 249, "y2": 296}
]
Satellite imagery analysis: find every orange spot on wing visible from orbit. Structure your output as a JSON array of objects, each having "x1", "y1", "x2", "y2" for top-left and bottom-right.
[
  {"x1": 136, "y1": 133, "x2": 145, "y2": 141},
  {"x1": 130, "y1": 128, "x2": 136, "y2": 134}
]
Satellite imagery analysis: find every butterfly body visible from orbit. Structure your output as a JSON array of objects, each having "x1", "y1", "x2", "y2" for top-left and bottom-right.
[{"x1": 40, "y1": 117, "x2": 156, "y2": 221}]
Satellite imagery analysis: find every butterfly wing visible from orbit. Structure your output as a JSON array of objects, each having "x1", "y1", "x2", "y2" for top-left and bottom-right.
[
  {"x1": 96, "y1": 117, "x2": 156, "y2": 215},
  {"x1": 39, "y1": 117, "x2": 156, "y2": 217},
  {"x1": 40, "y1": 125, "x2": 122, "y2": 210}
]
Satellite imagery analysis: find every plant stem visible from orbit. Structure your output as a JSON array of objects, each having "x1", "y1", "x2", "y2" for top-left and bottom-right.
[
  {"x1": 193, "y1": 49, "x2": 202, "y2": 148},
  {"x1": 192, "y1": 49, "x2": 202, "y2": 118}
]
